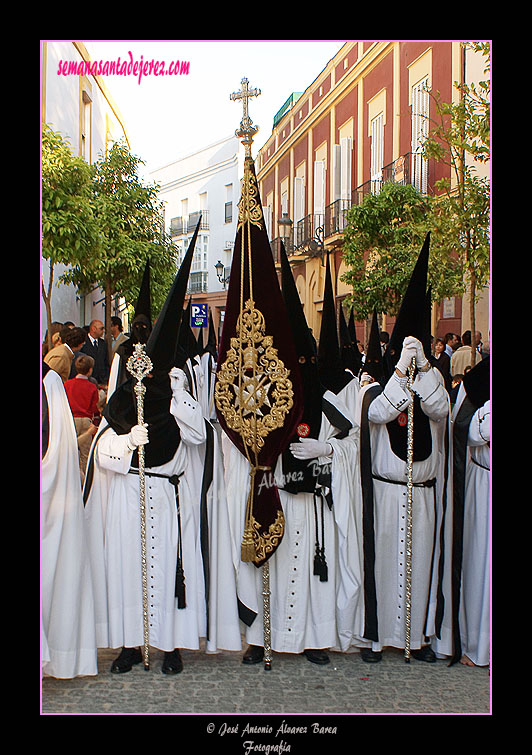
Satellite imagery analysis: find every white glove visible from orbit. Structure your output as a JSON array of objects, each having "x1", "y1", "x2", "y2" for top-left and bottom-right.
[
  {"x1": 126, "y1": 424, "x2": 149, "y2": 450},
  {"x1": 403, "y1": 336, "x2": 428, "y2": 369},
  {"x1": 169, "y1": 367, "x2": 188, "y2": 393},
  {"x1": 289, "y1": 437, "x2": 332, "y2": 460},
  {"x1": 360, "y1": 372, "x2": 374, "y2": 386},
  {"x1": 396, "y1": 339, "x2": 418, "y2": 375}
]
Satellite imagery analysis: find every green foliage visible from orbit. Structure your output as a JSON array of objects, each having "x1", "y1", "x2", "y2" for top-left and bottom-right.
[
  {"x1": 53, "y1": 138, "x2": 177, "y2": 318},
  {"x1": 340, "y1": 182, "x2": 459, "y2": 319},
  {"x1": 42, "y1": 124, "x2": 97, "y2": 267},
  {"x1": 422, "y1": 41, "x2": 491, "y2": 304},
  {"x1": 340, "y1": 42, "x2": 490, "y2": 324}
]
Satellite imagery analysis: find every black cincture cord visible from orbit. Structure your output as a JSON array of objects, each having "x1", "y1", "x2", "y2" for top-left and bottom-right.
[{"x1": 313, "y1": 494, "x2": 328, "y2": 582}]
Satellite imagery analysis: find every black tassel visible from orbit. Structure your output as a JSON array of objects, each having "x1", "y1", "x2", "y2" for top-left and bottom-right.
[
  {"x1": 319, "y1": 548, "x2": 328, "y2": 582},
  {"x1": 175, "y1": 560, "x2": 186, "y2": 609},
  {"x1": 314, "y1": 543, "x2": 322, "y2": 576}
]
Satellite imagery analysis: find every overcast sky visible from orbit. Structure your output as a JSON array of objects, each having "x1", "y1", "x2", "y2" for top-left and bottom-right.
[{"x1": 84, "y1": 40, "x2": 345, "y2": 178}]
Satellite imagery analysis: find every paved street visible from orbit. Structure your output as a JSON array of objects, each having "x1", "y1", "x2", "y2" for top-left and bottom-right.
[{"x1": 41, "y1": 641, "x2": 490, "y2": 723}]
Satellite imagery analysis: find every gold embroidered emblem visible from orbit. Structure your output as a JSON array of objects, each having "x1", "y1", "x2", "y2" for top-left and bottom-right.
[{"x1": 215, "y1": 298, "x2": 294, "y2": 454}]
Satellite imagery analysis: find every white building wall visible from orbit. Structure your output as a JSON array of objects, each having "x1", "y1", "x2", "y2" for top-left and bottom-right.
[
  {"x1": 150, "y1": 135, "x2": 244, "y2": 294},
  {"x1": 41, "y1": 41, "x2": 129, "y2": 335}
]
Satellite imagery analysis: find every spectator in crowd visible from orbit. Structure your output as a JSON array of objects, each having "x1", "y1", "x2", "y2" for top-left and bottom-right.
[
  {"x1": 80, "y1": 320, "x2": 110, "y2": 387},
  {"x1": 110, "y1": 316, "x2": 129, "y2": 355},
  {"x1": 42, "y1": 322, "x2": 64, "y2": 357},
  {"x1": 44, "y1": 327, "x2": 88, "y2": 383},
  {"x1": 432, "y1": 336, "x2": 452, "y2": 393},
  {"x1": 64, "y1": 354, "x2": 101, "y2": 484},
  {"x1": 444, "y1": 332, "x2": 460, "y2": 359},
  {"x1": 451, "y1": 330, "x2": 482, "y2": 376},
  {"x1": 450, "y1": 373, "x2": 464, "y2": 406}
]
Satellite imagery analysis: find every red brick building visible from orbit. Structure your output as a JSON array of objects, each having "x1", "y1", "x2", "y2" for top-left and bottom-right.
[{"x1": 255, "y1": 41, "x2": 489, "y2": 348}]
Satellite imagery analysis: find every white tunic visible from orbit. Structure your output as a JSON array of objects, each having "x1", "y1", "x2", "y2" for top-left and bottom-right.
[
  {"x1": 42, "y1": 369, "x2": 98, "y2": 678},
  {"x1": 84, "y1": 385, "x2": 242, "y2": 653},
  {"x1": 460, "y1": 399, "x2": 490, "y2": 666},
  {"x1": 354, "y1": 368, "x2": 450, "y2": 652},
  {"x1": 223, "y1": 390, "x2": 363, "y2": 653}
]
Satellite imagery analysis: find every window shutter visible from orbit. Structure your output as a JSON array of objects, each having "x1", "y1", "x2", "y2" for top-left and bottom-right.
[
  {"x1": 263, "y1": 204, "x2": 272, "y2": 239},
  {"x1": 340, "y1": 137, "x2": 352, "y2": 200},
  {"x1": 332, "y1": 144, "x2": 341, "y2": 202},
  {"x1": 411, "y1": 77, "x2": 429, "y2": 194},
  {"x1": 370, "y1": 114, "x2": 384, "y2": 193},
  {"x1": 313, "y1": 160, "x2": 325, "y2": 215},
  {"x1": 294, "y1": 176, "x2": 305, "y2": 224}
]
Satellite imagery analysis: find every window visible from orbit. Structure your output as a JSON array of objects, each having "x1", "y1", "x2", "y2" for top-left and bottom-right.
[
  {"x1": 313, "y1": 160, "x2": 326, "y2": 215},
  {"x1": 225, "y1": 184, "x2": 233, "y2": 223},
  {"x1": 333, "y1": 137, "x2": 352, "y2": 201},
  {"x1": 294, "y1": 172, "x2": 305, "y2": 226},
  {"x1": 411, "y1": 77, "x2": 429, "y2": 194},
  {"x1": 370, "y1": 113, "x2": 384, "y2": 194},
  {"x1": 189, "y1": 272, "x2": 208, "y2": 293},
  {"x1": 81, "y1": 88, "x2": 92, "y2": 162}
]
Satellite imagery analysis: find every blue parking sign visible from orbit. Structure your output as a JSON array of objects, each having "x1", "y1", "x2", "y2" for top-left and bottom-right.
[{"x1": 190, "y1": 303, "x2": 208, "y2": 327}]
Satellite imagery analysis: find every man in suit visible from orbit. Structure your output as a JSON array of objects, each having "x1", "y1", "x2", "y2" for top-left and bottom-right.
[
  {"x1": 80, "y1": 320, "x2": 111, "y2": 387},
  {"x1": 110, "y1": 316, "x2": 129, "y2": 355},
  {"x1": 44, "y1": 327, "x2": 88, "y2": 383}
]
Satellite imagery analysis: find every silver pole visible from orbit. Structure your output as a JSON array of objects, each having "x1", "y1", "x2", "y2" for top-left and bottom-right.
[
  {"x1": 262, "y1": 561, "x2": 272, "y2": 670},
  {"x1": 404, "y1": 356, "x2": 416, "y2": 663},
  {"x1": 127, "y1": 343, "x2": 153, "y2": 670}
]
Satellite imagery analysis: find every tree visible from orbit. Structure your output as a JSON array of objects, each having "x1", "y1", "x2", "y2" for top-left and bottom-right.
[
  {"x1": 422, "y1": 42, "x2": 490, "y2": 369},
  {"x1": 41, "y1": 124, "x2": 97, "y2": 349},
  {"x1": 340, "y1": 181, "x2": 462, "y2": 326},
  {"x1": 62, "y1": 140, "x2": 178, "y2": 353}
]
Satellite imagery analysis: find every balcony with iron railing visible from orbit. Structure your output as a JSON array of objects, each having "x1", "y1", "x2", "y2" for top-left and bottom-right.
[
  {"x1": 270, "y1": 153, "x2": 429, "y2": 259},
  {"x1": 169, "y1": 211, "x2": 209, "y2": 237}
]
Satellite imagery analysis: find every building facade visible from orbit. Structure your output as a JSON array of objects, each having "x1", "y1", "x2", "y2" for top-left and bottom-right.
[
  {"x1": 150, "y1": 135, "x2": 245, "y2": 342},
  {"x1": 255, "y1": 40, "x2": 490, "y2": 347},
  {"x1": 41, "y1": 41, "x2": 130, "y2": 335}
]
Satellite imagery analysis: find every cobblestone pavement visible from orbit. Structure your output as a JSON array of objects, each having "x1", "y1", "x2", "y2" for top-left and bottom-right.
[{"x1": 41, "y1": 643, "x2": 490, "y2": 723}]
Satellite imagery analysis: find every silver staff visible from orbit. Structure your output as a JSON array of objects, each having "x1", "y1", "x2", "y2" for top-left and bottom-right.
[
  {"x1": 262, "y1": 561, "x2": 273, "y2": 670},
  {"x1": 126, "y1": 342, "x2": 153, "y2": 671},
  {"x1": 404, "y1": 356, "x2": 416, "y2": 663}
]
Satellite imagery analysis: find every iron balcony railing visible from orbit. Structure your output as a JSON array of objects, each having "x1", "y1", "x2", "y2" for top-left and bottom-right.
[
  {"x1": 324, "y1": 199, "x2": 351, "y2": 237},
  {"x1": 169, "y1": 211, "x2": 209, "y2": 237},
  {"x1": 351, "y1": 152, "x2": 427, "y2": 205},
  {"x1": 270, "y1": 153, "x2": 429, "y2": 260}
]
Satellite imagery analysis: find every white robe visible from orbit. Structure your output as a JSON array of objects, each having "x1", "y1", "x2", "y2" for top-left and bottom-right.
[
  {"x1": 433, "y1": 389, "x2": 490, "y2": 665},
  {"x1": 460, "y1": 399, "x2": 490, "y2": 666},
  {"x1": 42, "y1": 368, "x2": 98, "y2": 678},
  {"x1": 83, "y1": 384, "x2": 242, "y2": 654},
  {"x1": 354, "y1": 368, "x2": 450, "y2": 652},
  {"x1": 223, "y1": 389, "x2": 363, "y2": 653},
  {"x1": 184, "y1": 353, "x2": 217, "y2": 422}
]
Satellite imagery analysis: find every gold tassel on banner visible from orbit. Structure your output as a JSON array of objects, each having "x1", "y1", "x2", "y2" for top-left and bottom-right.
[
  {"x1": 241, "y1": 464, "x2": 273, "y2": 562},
  {"x1": 241, "y1": 485, "x2": 257, "y2": 562}
]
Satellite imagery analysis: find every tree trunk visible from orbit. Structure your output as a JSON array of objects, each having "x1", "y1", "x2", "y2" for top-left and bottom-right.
[
  {"x1": 42, "y1": 260, "x2": 54, "y2": 351},
  {"x1": 469, "y1": 269, "x2": 476, "y2": 370},
  {"x1": 105, "y1": 279, "x2": 113, "y2": 361}
]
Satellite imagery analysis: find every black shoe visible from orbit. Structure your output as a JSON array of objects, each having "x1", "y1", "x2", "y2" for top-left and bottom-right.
[
  {"x1": 410, "y1": 646, "x2": 436, "y2": 663},
  {"x1": 303, "y1": 649, "x2": 330, "y2": 665},
  {"x1": 111, "y1": 647, "x2": 143, "y2": 673},
  {"x1": 242, "y1": 644, "x2": 264, "y2": 665},
  {"x1": 360, "y1": 648, "x2": 382, "y2": 664},
  {"x1": 162, "y1": 649, "x2": 183, "y2": 674}
]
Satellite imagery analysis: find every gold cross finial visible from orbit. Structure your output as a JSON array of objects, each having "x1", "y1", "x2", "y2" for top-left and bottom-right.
[{"x1": 230, "y1": 77, "x2": 261, "y2": 157}]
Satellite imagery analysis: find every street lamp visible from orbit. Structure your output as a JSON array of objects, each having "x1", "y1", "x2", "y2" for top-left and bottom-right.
[
  {"x1": 278, "y1": 213, "x2": 293, "y2": 248},
  {"x1": 215, "y1": 259, "x2": 230, "y2": 288},
  {"x1": 277, "y1": 214, "x2": 325, "y2": 262}
]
